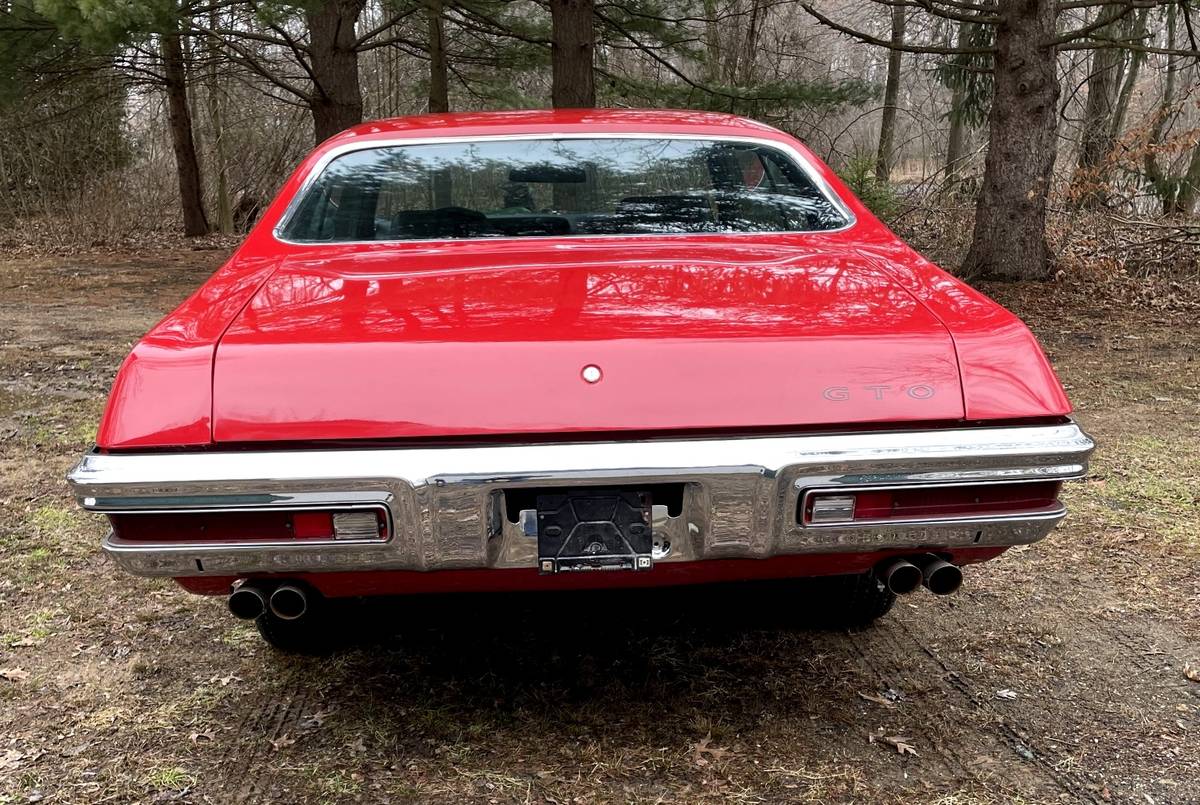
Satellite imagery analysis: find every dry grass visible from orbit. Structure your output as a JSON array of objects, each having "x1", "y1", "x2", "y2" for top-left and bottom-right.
[{"x1": 0, "y1": 251, "x2": 1197, "y2": 803}]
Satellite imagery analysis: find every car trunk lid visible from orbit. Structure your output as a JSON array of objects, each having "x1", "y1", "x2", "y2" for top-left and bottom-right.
[{"x1": 212, "y1": 240, "x2": 963, "y2": 443}]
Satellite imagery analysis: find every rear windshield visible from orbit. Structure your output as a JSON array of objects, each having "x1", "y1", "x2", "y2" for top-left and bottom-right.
[{"x1": 279, "y1": 137, "x2": 849, "y2": 242}]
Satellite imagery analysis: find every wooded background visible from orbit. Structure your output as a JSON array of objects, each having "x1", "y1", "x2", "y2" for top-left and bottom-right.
[{"x1": 3, "y1": 0, "x2": 1200, "y2": 281}]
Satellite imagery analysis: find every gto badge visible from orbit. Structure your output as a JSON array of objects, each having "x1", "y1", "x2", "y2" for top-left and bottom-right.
[
  {"x1": 822, "y1": 384, "x2": 936, "y2": 401},
  {"x1": 581, "y1": 364, "x2": 603, "y2": 384}
]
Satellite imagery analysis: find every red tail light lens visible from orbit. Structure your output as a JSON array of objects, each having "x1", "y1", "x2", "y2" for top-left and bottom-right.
[
  {"x1": 291, "y1": 512, "x2": 334, "y2": 539},
  {"x1": 801, "y1": 481, "x2": 1062, "y2": 525},
  {"x1": 107, "y1": 508, "x2": 389, "y2": 543}
]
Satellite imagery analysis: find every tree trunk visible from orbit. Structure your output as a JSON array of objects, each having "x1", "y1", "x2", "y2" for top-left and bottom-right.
[
  {"x1": 205, "y1": 9, "x2": 233, "y2": 234},
  {"x1": 1108, "y1": 6, "x2": 1149, "y2": 142},
  {"x1": 1070, "y1": 4, "x2": 1127, "y2": 206},
  {"x1": 1173, "y1": 141, "x2": 1200, "y2": 214},
  {"x1": 427, "y1": 0, "x2": 449, "y2": 113},
  {"x1": 306, "y1": 0, "x2": 366, "y2": 144},
  {"x1": 702, "y1": 0, "x2": 721, "y2": 83},
  {"x1": 945, "y1": 86, "x2": 968, "y2": 178},
  {"x1": 875, "y1": 2, "x2": 905, "y2": 182},
  {"x1": 739, "y1": 0, "x2": 762, "y2": 86},
  {"x1": 550, "y1": 0, "x2": 595, "y2": 108},
  {"x1": 944, "y1": 21, "x2": 971, "y2": 182},
  {"x1": 426, "y1": 0, "x2": 452, "y2": 207},
  {"x1": 961, "y1": 0, "x2": 1059, "y2": 281},
  {"x1": 1144, "y1": 3, "x2": 1183, "y2": 215},
  {"x1": 162, "y1": 30, "x2": 209, "y2": 237}
]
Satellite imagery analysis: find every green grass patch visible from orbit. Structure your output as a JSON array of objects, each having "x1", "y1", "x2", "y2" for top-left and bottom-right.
[
  {"x1": 318, "y1": 770, "x2": 362, "y2": 798},
  {"x1": 1072, "y1": 434, "x2": 1200, "y2": 552},
  {"x1": 144, "y1": 767, "x2": 195, "y2": 791},
  {"x1": 30, "y1": 505, "x2": 76, "y2": 534}
]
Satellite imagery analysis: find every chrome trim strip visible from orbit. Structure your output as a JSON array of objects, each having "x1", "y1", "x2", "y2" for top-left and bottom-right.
[
  {"x1": 271, "y1": 132, "x2": 856, "y2": 245},
  {"x1": 68, "y1": 422, "x2": 1094, "y2": 577}
]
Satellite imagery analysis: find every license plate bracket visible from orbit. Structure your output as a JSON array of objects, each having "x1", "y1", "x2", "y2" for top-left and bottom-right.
[{"x1": 536, "y1": 488, "x2": 653, "y2": 574}]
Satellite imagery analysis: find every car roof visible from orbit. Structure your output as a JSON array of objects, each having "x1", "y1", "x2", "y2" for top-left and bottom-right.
[{"x1": 330, "y1": 109, "x2": 789, "y2": 146}]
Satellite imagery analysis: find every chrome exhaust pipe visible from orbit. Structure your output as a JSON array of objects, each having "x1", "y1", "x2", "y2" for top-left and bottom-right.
[
  {"x1": 269, "y1": 584, "x2": 309, "y2": 621},
  {"x1": 916, "y1": 555, "x2": 963, "y2": 596},
  {"x1": 228, "y1": 582, "x2": 267, "y2": 620},
  {"x1": 878, "y1": 558, "x2": 923, "y2": 595}
]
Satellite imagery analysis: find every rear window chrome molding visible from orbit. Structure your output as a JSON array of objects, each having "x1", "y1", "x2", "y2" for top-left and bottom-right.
[{"x1": 270, "y1": 132, "x2": 858, "y2": 247}]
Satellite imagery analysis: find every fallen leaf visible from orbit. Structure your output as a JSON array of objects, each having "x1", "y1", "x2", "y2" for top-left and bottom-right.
[
  {"x1": 0, "y1": 749, "x2": 23, "y2": 771},
  {"x1": 996, "y1": 688, "x2": 1019, "y2": 700},
  {"x1": 270, "y1": 734, "x2": 296, "y2": 751},
  {"x1": 1184, "y1": 662, "x2": 1200, "y2": 683},
  {"x1": 691, "y1": 733, "x2": 731, "y2": 766},
  {"x1": 300, "y1": 710, "x2": 331, "y2": 728},
  {"x1": 858, "y1": 691, "x2": 895, "y2": 708},
  {"x1": 189, "y1": 732, "x2": 214, "y2": 744},
  {"x1": 879, "y1": 735, "x2": 918, "y2": 757},
  {"x1": 0, "y1": 668, "x2": 30, "y2": 682}
]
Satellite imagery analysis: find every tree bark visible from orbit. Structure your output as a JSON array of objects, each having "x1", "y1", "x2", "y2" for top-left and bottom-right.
[
  {"x1": 739, "y1": 0, "x2": 762, "y2": 86},
  {"x1": 875, "y1": 2, "x2": 905, "y2": 182},
  {"x1": 944, "y1": 21, "x2": 971, "y2": 182},
  {"x1": 426, "y1": 0, "x2": 449, "y2": 113},
  {"x1": 426, "y1": 0, "x2": 452, "y2": 207},
  {"x1": 945, "y1": 85, "x2": 968, "y2": 178},
  {"x1": 1070, "y1": 4, "x2": 1127, "y2": 206},
  {"x1": 1173, "y1": 141, "x2": 1200, "y2": 214},
  {"x1": 1143, "y1": 3, "x2": 1185, "y2": 215},
  {"x1": 550, "y1": 0, "x2": 595, "y2": 108},
  {"x1": 961, "y1": 0, "x2": 1059, "y2": 281},
  {"x1": 162, "y1": 30, "x2": 209, "y2": 237},
  {"x1": 702, "y1": 0, "x2": 721, "y2": 83},
  {"x1": 1108, "y1": 6, "x2": 1149, "y2": 143},
  {"x1": 306, "y1": 0, "x2": 366, "y2": 144},
  {"x1": 205, "y1": 9, "x2": 233, "y2": 234}
]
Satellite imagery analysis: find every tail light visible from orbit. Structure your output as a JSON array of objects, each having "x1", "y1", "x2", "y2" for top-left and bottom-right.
[
  {"x1": 800, "y1": 481, "x2": 1062, "y2": 526},
  {"x1": 107, "y1": 507, "x2": 390, "y2": 543}
]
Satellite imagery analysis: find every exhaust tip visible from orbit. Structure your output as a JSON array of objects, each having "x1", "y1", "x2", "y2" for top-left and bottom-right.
[
  {"x1": 269, "y1": 584, "x2": 308, "y2": 621},
  {"x1": 918, "y1": 556, "x2": 963, "y2": 596},
  {"x1": 228, "y1": 584, "x2": 267, "y2": 620},
  {"x1": 878, "y1": 559, "x2": 923, "y2": 595}
]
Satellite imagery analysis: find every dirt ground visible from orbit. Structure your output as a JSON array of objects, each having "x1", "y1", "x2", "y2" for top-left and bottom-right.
[{"x1": 0, "y1": 249, "x2": 1197, "y2": 804}]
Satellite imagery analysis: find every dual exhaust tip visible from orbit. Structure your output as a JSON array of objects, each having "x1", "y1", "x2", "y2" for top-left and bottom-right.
[
  {"x1": 228, "y1": 582, "x2": 309, "y2": 621},
  {"x1": 878, "y1": 555, "x2": 963, "y2": 596},
  {"x1": 229, "y1": 560, "x2": 958, "y2": 619}
]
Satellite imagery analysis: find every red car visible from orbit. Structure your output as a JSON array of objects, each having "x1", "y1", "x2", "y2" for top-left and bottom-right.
[{"x1": 68, "y1": 110, "x2": 1094, "y2": 651}]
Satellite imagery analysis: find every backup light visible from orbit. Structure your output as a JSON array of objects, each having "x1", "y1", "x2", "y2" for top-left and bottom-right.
[
  {"x1": 808, "y1": 495, "x2": 857, "y2": 524},
  {"x1": 332, "y1": 511, "x2": 384, "y2": 540}
]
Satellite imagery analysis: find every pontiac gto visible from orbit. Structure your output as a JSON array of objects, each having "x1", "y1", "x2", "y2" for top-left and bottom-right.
[{"x1": 68, "y1": 109, "x2": 1095, "y2": 651}]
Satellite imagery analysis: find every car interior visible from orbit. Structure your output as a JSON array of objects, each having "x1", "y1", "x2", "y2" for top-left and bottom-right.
[{"x1": 282, "y1": 140, "x2": 849, "y2": 242}]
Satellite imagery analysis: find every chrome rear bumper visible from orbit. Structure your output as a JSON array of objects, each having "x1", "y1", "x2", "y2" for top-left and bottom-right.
[{"x1": 67, "y1": 422, "x2": 1094, "y2": 578}]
